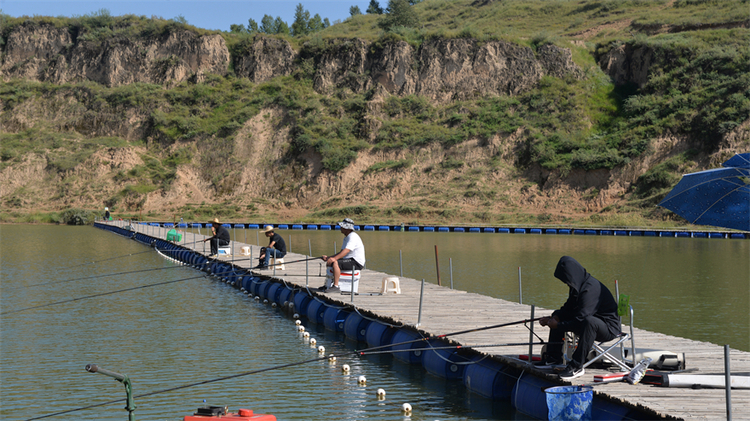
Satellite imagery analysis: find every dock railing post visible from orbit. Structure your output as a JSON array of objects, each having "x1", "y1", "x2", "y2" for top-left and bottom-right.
[
  {"x1": 307, "y1": 240, "x2": 312, "y2": 287},
  {"x1": 399, "y1": 250, "x2": 403, "y2": 278},
  {"x1": 289, "y1": 235, "x2": 292, "y2": 253},
  {"x1": 434, "y1": 245, "x2": 442, "y2": 286},
  {"x1": 725, "y1": 344, "x2": 732, "y2": 420},
  {"x1": 528, "y1": 305, "x2": 535, "y2": 364},
  {"x1": 449, "y1": 258, "x2": 454, "y2": 290},
  {"x1": 416, "y1": 279, "x2": 425, "y2": 327},
  {"x1": 518, "y1": 267, "x2": 523, "y2": 304}
]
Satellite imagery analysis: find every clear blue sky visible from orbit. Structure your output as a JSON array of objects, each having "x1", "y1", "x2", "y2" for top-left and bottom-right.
[{"x1": 1, "y1": 0, "x2": 377, "y2": 31}]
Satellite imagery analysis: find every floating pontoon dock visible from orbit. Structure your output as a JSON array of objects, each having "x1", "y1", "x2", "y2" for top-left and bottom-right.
[{"x1": 97, "y1": 221, "x2": 749, "y2": 420}]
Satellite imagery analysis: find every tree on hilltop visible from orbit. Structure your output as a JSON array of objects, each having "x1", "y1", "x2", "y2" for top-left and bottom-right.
[
  {"x1": 230, "y1": 23, "x2": 247, "y2": 33},
  {"x1": 275, "y1": 17, "x2": 290, "y2": 35},
  {"x1": 260, "y1": 14, "x2": 277, "y2": 33},
  {"x1": 248, "y1": 18, "x2": 259, "y2": 33},
  {"x1": 367, "y1": 0, "x2": 384, "y2": 14},
  {"x1": 350, "y1": 5, "x2": 363, "y2": 16},
  {"x1": 292, "y1": 3, "x2": 311, "y2": 36},
  {"x1": 378, "y1": 0, "x2": 418, "y2": 30}
]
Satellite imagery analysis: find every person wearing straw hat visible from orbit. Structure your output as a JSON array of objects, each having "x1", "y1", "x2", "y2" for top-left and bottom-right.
[
  {"x1": 320, "y1": 218, "x2": 365, "y2": 293},
  {"x1": 255, "y1": 225, "x2": 286, "y2": 269},
  {"x1": 202, "y1": 218, "x2": 230, "y2": 258}
]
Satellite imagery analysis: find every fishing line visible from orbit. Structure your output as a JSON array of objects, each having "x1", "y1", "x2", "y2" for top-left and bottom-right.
[
  {"x1": 2, "y1": 275, "x2": 207, "y2": 316},
  {"x1": 9, "y1": 250, "x2": 319, "y2": 290},
  {"x1": 1, "y1": 267, "x2": 241, "y2": 316},
  {"x1": 9, "y1": 263, "x2": 188, "y2": 290},
  {"x1": 25, "y1": 353, "x2": 335, "y2": 421},
  {"x1": 23, "y1": 317, "x2": 548, "y2": 420},
  {"x1": 55, "y1": 250, "x2": 153, "y2": 270}
]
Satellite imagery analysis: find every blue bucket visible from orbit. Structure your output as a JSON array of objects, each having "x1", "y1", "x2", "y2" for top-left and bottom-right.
[{"x1": 545, "y1": 385, "x2": 593, "y2": 421}]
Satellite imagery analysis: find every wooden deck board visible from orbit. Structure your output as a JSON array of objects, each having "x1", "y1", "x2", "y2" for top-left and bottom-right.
[{"x1": 126, "y1": 224, "x2": 750, "y2": 420}]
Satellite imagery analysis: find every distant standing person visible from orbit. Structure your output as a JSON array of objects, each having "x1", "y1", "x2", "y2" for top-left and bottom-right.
[
  {"x1": 256, "y1": 225, "x2": 286, "y2": 269},
  {"x1": 320, "y1": 218, "x2": 365, "y2": 293},
  {"x1": 539, "y1": 256, "x2": 620, "y2": 380},
  {"x1": 202, "y1": 218, "x2": 230, "y2": 258},
  {"x1": 104, "y1": 207, "x2": 110, "y2": 220}
]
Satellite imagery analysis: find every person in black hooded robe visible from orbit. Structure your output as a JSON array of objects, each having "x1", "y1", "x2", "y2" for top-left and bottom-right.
[{"x1": 539, "y1": 256, "x2": 620, "y2": 380}]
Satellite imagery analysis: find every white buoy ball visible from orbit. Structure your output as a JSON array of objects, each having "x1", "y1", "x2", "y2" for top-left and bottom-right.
[
  {"x1": 263, "y1": 299, "x2": 268, "y2": 304},
  {"x1": 254, "y1": 296, "x2": 260, "y2": 301},
  {"x1": 328, "y1": 354, "x2": 336, "y2": 362},
  {"x1": 358, "y1": 375, "x2": 366, "y2": 384},
  {"x1": 293, "y1": 313, "x2": 300, "y2": 319},
  {"x1": 271, "y1": 302, "x2": 277, "y2": 308},
  {"x1": 295, "y1": 320, "x2": 302, "y2": 326},
  {"x1": 297, "y1": 325, "x2": 305, "y2": 332},
  {"x1": 376, "y1": 388, "x2": 386, "y2": 397},
  {"x1": 310, "y1": 338, "x2": 317, "y2": 345},
  {"x1": 302, "y1": 331, "x2": 310, "y2": 338},
  {"x1": 318, "y1": 345, "x2": 325, "y2": 353},
  {"x1": 342, "y1": 364, "x2": 350, "y2": 373},
  {"x1": 402, "y1": 403, "x2": 412, "y2": 413}
]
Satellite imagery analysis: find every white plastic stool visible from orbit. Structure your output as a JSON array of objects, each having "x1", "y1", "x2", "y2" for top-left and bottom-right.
[
  {"x1": 240, "y1": 246, "x2": 251, "y2": 256},
  {"x1": 218, "y1": 246, "x2": 231, "y2": 255},
  {"x1": 381, "y1": 276, "x2": 401, "y2": 294},
  {"x1": 271, "y1": 256, "x2": 285, "y2": 270}
]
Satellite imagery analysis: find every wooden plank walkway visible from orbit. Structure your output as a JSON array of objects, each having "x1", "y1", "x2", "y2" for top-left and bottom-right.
[{"x1": 117, "y1": 222, "x2": 750, "y2": 420}]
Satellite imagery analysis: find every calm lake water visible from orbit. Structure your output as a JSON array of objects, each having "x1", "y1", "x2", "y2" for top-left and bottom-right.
[
  {"x1": 1, "y1": 225, "x2": 526, "y2": 421},
  {"x1": 1, "y1": 224, "x2": 748, "y2": 420}
]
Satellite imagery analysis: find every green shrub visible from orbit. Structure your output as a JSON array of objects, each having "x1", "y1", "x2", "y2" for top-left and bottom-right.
[
  {"x1": 364, "y1": 159, "x2": 413, "y2": 174},
  {"x1": 440, "y1": 157, "x2": 464, "y2": 169}
]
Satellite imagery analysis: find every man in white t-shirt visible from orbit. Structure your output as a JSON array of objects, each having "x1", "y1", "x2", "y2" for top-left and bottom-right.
[{"x1": 320, "y1": 218, "x2": 366, "y2": 293}]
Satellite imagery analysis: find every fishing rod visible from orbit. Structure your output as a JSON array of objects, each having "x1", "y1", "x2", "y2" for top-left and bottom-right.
[
  {"x1": 25, "y1": 318, "x2": 548, "y2": 420},
  {"x1": 358, "y1": 341, "x2": 563, "y2": 356},
  {"x1": 350, "y1": 317, "x2": 547, "y2": 358},
  {"x1": 251, "y1": 256, "x2": 325, "y2": 267},
  {"x1": 1, "y1": 266, "x2": 245, "y2": 316}
]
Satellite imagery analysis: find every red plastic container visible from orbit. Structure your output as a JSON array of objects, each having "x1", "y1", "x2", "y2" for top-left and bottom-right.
[{"x1": 184, "y1": 408, "x2": 276, "y2": 421}]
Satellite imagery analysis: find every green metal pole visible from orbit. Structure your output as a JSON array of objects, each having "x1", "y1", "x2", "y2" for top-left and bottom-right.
[{"x1": 85, "y1": 364, "x2": 136, "y2": 421}]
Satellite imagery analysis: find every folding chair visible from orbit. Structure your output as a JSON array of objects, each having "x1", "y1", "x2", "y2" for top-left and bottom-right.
[{"x1": 575, "y1": 282, "x2": 636, "y2": 372}]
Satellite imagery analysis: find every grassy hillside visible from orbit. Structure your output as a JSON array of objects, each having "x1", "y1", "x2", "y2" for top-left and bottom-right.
[{"x1": 1, "y1": 0, "x2": 748, "y2": 225}]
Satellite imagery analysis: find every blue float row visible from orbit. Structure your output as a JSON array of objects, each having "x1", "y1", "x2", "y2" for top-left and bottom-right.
[{"x1": 131, "y1": 221, "x2": 746, "y2": 239}]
